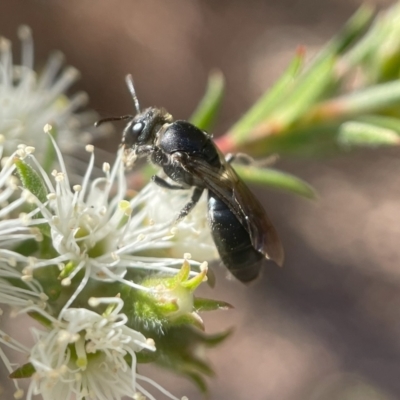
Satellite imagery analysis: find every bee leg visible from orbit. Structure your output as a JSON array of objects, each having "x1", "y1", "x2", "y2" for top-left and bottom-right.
[
  {"x1": 225, "y1": 153, "x2": 254, "y2": 165},
  {"x1": 176, "y1": 187, "x2": 204, "y2": 222},
  {"x1": 225, "y1": 153, "x2": 236, "y2": 163},
  {"x1": 226, "y1": 153, "x2": 279, "y2": 167},
  {"x1": 152, "y1": 175, "x2": 185, "y2": 190}
]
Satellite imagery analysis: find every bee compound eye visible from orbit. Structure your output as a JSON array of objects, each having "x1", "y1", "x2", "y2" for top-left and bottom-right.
[
  {"x1": 132, "y1": 122, "x2": 144, "y2": 134},
  {"x1": 123, "y1": 120, "x2": 145, "y2": 148}
]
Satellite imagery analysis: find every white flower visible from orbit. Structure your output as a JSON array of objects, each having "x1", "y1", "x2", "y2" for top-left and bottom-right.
[
  {"x1": 0, "y1": 26, "x2": 109, "y2": 158},
  {"x1": 0, "y1": 327, "x2": 30, "y2": 399},
  {"x1": 146, "y1": 184, "x2": 218, "y2": 262},
  {"x1": 0, "y1": 140, "x2": 34, "y2": 242},
  {"x1": 0, "y1": 140, "x2": 48, "y2": 310},
  {"x1": 28, "y1": 297, "x2": 165, "y2": 400},
  {"x1": 0, "y1": 263, "x2": 47, "y2": 311},
  {"x1": 2, "y1": 297, "x2": 185, "y2": 400},
  {"x1": 20, "y1": 137, "x2": 208, "y2": 315}
]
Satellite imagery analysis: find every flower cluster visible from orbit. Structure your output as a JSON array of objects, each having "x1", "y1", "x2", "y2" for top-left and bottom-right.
[
  {"x1": 0, "y1": 28, "x2": 229, "y2": 400},
  {"x1": 0, "y1": 26, "x2": 112, "y2": 159}
]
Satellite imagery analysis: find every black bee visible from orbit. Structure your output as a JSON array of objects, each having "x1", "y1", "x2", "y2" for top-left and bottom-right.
[{"x1": 96, "y1": 75, "x2": 284, "y2": 283}]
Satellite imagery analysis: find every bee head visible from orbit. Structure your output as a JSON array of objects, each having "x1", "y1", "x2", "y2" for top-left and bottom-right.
[
  {"x1": 122, "y1": 107, "x2": 172, "y2": 149},
  {"x1": 95, "y1": 75, "x2": 173, "y2": 152}
]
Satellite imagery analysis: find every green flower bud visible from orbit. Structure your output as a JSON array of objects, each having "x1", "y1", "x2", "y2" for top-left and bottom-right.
[{"x1": 127, "y1": 260, "x2": 208, "y2": 334}]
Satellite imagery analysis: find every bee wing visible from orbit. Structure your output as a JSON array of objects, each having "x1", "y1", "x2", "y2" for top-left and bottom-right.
[{"x1": 176, "y1": 152, "x2": 284, "y2": 266}]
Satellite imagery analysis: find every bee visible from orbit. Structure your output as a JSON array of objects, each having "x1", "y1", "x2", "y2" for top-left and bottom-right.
[{"x1": 96, "y1": 75, "x2": 284, "y2": 283}]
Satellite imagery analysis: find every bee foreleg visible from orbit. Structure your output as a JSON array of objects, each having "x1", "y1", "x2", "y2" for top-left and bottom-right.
[{"x1": 135, "y1": 145, "x2": 155, "y2": 156}]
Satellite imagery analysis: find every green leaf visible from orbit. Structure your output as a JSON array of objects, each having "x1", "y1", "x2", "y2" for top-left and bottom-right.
[
  {"x1": 234, "y1": 165, "x2": 316, "y2": 199},
  {"x1": 356, "y1": 115, "x2": 400, "y2": 132},
  {"x1": 185, "y1": 372, "x2": 208, "y2": 394},
  {"x1": 189, "y1": 70, "x2": 225, "y2": 131},
  {"x1": 152, "y1": 326, "x2": 230, "y2": 393},
  {"x1": 219, "y1": 5, "x2": 374, "y2": 154},
  {"x1": 229, "y1": 48, "x2": 305, "y2": 142},
  {"x1": 200, "y1": 327, "x2": 234, "y2": 347},
  {"x1": 194, "y1": 297, "x2": 233, "y2": 312},
  {"x1": 269, "y1": 54, "x2": 336, "y2": 128},
  {"x1": 27, "y1": 310, "x2": 54, "y2": 328},
  {"x1": 13, "y1": 238, "x2": 38, "y2": 256},
  {"x1": 15, "y1": 159, "x2": 48, "y2": 204},
  {"x1": 274, "y1": 6, "x2": 373, "y2": 124},
  {"x1": 344, "y1": 3, "x2": 400, "y2": 83},
  {"x1": 321, "y1": 80, "x2": 400, "y2": 117},
  {"x1": 246, "y1": 122, "x2": 341, "y2": 157},
  {"x1": 172, "y1": 312, "x2": 205, "y2": 331},
  {"x1": 14, "y1": 158, "x2": 51, "y2": 237},
  {"x1": 338, "y1": 121, "x2": 400, "y2": 147},
  {"x1": 319, "y1": 5, "x2": 374, "y2": 57},
  {"x1": 9, "y1": 362, "x2": 35, "y2": 379},
  {"x1": 377, "y1": 46, "x2": 400, "y2": 83}
]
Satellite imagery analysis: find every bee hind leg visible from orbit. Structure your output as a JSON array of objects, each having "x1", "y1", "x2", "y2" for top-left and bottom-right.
[
  {"x1": 226, "y1": 153, "x2": 279, "y2": 167},
  {"x1": 152, "y1": 175, "x2": 185, "y2": 190},
  {"x1": 152, "y1": 176, "x2": 204, "y2": 222},
  {"x1": 176, "y1": 187, "x2": 204, "y2": 222}
]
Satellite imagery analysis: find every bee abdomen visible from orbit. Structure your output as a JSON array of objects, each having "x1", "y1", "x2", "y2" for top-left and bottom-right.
[{"x1": 208, "y1": 192, "x2": 263, "y2": 283}]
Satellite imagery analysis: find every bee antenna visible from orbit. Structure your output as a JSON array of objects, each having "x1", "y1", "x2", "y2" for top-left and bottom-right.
[
  {"x1": 125, "y1": 74, "x2": 141, "y2": 114},
  {"x1": 94, "y1": 115, "x2": 133, "y2": 127}
]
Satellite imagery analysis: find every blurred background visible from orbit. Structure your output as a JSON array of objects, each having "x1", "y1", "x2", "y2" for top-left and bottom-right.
[{"x1": 1, "y1": 0, "x2": 400, "y2": 399}]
